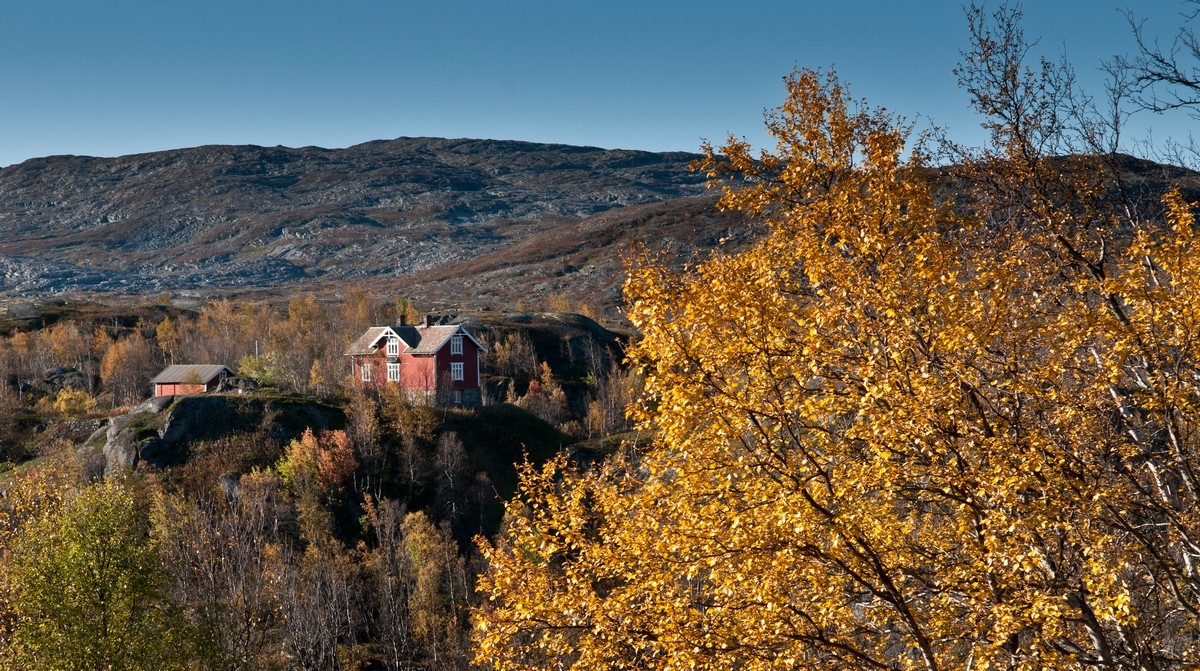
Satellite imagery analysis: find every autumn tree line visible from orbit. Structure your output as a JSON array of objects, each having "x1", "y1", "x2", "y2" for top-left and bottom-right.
[
  {"x1": 0, "y1": 291, "x2": 381, "y2": 419},
  {"x1": 0, "y1": 290, "x2": 635, "y2": 457},
  {"x1": 0, "y1": 446, "x2": 475, "y2": 670}
]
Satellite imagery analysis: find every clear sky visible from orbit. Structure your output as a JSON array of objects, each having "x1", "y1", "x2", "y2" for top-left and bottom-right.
[{"x1": 0, "y1": 1, "x2": 1194, "y2": 167}]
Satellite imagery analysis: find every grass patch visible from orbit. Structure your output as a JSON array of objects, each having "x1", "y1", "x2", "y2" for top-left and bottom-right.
[{"x1": 124, "y1": 411, "x2": 165, "y2": 437}]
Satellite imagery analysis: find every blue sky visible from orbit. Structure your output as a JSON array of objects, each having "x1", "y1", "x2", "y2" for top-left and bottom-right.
[{"x1": 0, "y1": 1, "x2": 1194, "y2": 167}]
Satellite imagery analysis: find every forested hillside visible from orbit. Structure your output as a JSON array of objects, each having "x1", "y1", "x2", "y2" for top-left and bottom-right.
[{"x1": 0, "y1": 292, "x2": 637, "y2": 670}]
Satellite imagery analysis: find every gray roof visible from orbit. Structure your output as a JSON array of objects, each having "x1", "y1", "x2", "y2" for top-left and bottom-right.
[
  {"x1": 343, "y1": 326, "x2": 396, "y2": 356},
  {"x1": 344, "y1": 324, "x2": 487, "y2": 357},
  {"x1": 150, "y1": 364, "x2": 233, "y2": 385},
  {"x1": 393, "y1": 325, "x2": 462, "y2": 355}
]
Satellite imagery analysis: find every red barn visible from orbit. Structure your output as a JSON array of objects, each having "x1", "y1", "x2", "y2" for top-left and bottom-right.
[
  {"x1": 344, "y1": 323, "x2": 486, "y2": 406},
  {"x1": 150, "y1": 364, "x2": 233, "y2": 397}
]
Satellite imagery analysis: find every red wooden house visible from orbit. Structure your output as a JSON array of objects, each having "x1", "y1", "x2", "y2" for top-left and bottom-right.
[
  {"x1": 150, "y1": 364, "x2": 234, "y2": 397},
  {"x1": 344, "y1": 322, "x2": 486, "y2": 406}
]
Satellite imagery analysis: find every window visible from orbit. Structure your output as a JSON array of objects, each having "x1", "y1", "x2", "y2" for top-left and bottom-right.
[
  {"x1": 386, "y1": 336, "x2": 399, "y2": 356},
  {"x1": 454, "y1": 390, "x2": 463, "y2": 405},
  {"x1": 387, "y1": 363, "x2": 400, "y2": 382},
  {"x1": 450, "y1": 335, "x2": 463, "y2": 355},
  {"x1": 360, "y1": 363, "x2": 371, "y2": 382},
  {"x1": 451, "y1": 362, "x2": 464, "y2": 381}
]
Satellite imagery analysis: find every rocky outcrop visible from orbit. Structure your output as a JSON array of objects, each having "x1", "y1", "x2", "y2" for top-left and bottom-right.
[
  {"x1": 83, "y1": 393, "x2": 341, "y2": 478},
  {"x1": 23, "y1": 367, "x2": 92, "y2": 397},
  {"x1": 86, "y1": 395, "x2": 174, "y2": 474}
]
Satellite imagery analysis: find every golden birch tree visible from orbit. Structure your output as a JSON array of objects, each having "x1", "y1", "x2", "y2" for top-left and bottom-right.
[
  {"x1": 99, "y1": 332, "x2": 157, "y2": 406},
  {"x1": 476, "y1": 54, "x2": 1200, "y2": 670}
]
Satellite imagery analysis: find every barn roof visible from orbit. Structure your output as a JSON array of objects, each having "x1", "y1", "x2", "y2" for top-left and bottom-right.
[{"x1": 150, "y1": 364, "x2": 233, "y2": 385}]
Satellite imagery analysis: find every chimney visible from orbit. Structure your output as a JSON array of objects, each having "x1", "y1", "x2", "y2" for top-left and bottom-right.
[
  {"x1": 422, "y1": 314, "x2": 431, "y2": 328},
  {"x1": 399, "y1": 314, "x2": 406, "y2": 326}
]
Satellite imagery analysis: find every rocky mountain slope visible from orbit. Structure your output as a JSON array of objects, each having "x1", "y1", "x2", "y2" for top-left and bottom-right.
[
  {"x1": 5, "y1": 138, "x2": 1195, "y2": 318},
  {"x1": 0, "y1": 138, "x2": 719, "y2": 302}
]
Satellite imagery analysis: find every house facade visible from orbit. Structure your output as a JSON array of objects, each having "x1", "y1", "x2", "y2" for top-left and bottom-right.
[
  {"x1": 150, "y1": 364, "x2": 234, "y2": 397},
  {"x1": 344, "y1": 323, "x2": 486, "y2": 406}
]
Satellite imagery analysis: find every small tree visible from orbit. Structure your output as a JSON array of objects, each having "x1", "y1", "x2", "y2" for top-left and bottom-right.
[
  {"x1": 4, "y1": 480, "x2": 194, "y2": 670},
  {"x1": 155, "y1": 316, "x2": 181, "y2": 366},
  {"x1": 515, "y1": 362, "x2": 568, "y2": 427},
  {"x1": 99, "y1": 333, "x2": 156, "y2": 406},
  {"x1": 47, "y1": 387, "x2": 97, "y2": 417},
  {"x1": 277, "y1": 428, "x2": 358, "y2": 500}
]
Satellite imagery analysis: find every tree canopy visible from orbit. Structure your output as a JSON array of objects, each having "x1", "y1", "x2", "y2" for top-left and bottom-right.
[
  {"x1": 3, "y1": 479, "x2": 192, "y2": 670},
  {"x1": 476, "y1": 16, "x2": 1200, "y2": 670}
]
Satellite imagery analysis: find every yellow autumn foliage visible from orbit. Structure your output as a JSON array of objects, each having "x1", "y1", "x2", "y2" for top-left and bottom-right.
[{"x1": 475, "y1": 66, "x2": 1200, "y2": 670}]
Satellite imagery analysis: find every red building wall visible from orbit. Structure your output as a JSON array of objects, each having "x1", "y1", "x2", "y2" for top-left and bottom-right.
[
  {"x1": 154, "y1": 380, "x2": 218, "y2": 397},
  {"x1": 399, "y1": 352, "x2": 437, "y2": 392},
  {"x1": 351, "y1": 332, "x2": 483, "y2": 403},
  {"x1": 432, "y1": 337, "x2": 481, "y2": 389},
  {"x1": 353, "y1": 351, "x2": 386, "y2": 390}
]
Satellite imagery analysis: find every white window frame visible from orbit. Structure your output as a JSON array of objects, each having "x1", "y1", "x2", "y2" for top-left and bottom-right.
[
  {"x1": 387, "y1": 362, "x2": 400, "y2": 382},
  {"x1": 386, "y1": 336, "x2": 399, "y2": 356},
  {"x1": 361, "y1": 363, "x2": 371, "y2": 382},
  {"x1": 450, "y1": 335, "x2": 463, "y2": 355},
  {"x1": 450, "y1": 362, "x2": 464, "y2": 381}
]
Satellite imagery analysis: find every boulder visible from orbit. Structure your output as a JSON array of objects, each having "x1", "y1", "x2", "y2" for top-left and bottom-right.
[
  {"x1": 75, "y1": 442, "x2": 106, "y2": 482},
  {"x1": 218, "y1": 472, "x2": 240, "y2": 501},
  {"x1": 103, "y1": 422, "x2": 140, "y2": 473},
  {"x1": 84, "y1": 424, "x2": 107, "y2": 447},
  {"x1": 101, "y1": 407, "x2": 178, "y2": 473},
  {"x1": 137, "y1": 437, "x2": 181, "y2": 469},
  {"x1": 218, "y1": 376, "x2": 259, "y2": 393},
  {"x1": 29, "y1": 367, "x2": 92, "y2": 397},
  {"x1": 131, "y1": 395, "x2": 175, "y2": 414}
]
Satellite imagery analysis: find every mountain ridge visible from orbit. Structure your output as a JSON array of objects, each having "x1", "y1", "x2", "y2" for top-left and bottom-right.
[
  {"x1": 5, "y1": 139, "x2": 1197, "y2": 319},
  {"x1": 0, "y1": 137, "x2": 718, "y2": 306}
]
